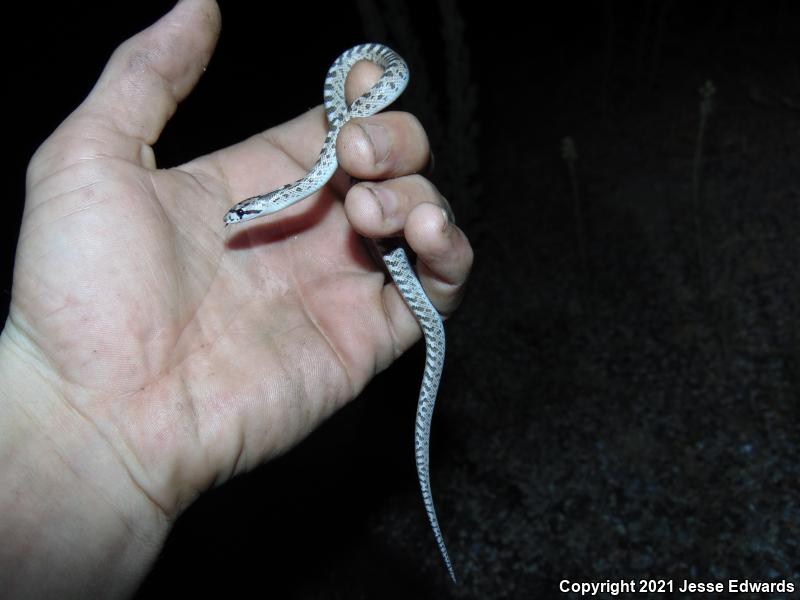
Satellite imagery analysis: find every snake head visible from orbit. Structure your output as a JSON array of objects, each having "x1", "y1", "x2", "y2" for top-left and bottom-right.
[{"x1": 223, "y1": 202, "x2": 263, "y2": 225}]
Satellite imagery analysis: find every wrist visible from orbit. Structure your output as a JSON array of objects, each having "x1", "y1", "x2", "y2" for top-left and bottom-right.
[{"x1": 0, "y1": 320, "x2": 168, "y2": 598}]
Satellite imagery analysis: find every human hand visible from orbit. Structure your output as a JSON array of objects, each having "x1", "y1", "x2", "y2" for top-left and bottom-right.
[{"x1": 0, "y1": 1, "x2": 471, "y2": 596}]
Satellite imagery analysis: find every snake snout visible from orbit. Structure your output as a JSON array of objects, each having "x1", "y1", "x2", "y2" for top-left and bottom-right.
[
  {"x1": 223, "y1": 209, "x2": 242, "y2": 225},
  {"x1": 224, "y1": 204, "x2": 265, "y2": 225}
]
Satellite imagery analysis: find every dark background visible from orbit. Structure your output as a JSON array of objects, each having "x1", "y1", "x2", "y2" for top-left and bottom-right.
[{"x1": 4, "y1": 1, "x2": 799, "y2": 598}]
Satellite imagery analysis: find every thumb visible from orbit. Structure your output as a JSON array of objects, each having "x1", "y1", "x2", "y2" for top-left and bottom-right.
[{"x1": 38, "y1": 0, "x2": 220, "y2": 173}]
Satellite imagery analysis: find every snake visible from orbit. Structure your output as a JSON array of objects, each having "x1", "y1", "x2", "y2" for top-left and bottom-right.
[{"x1": 223, "y1": 43, "x2": 455, "y2": 583}]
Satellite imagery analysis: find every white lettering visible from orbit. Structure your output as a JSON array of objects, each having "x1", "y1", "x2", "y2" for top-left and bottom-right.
[
  {"x1": 729, "y1": 580, "x2": 794, "y2": 593},
  {"x1": 558, "y1": 579, "x2": 637, "y2": 596}
]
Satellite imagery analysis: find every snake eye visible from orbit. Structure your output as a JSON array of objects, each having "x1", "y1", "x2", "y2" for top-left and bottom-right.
[{"x1": 236, "y1": 209, "x2": 245, "y2": 218}]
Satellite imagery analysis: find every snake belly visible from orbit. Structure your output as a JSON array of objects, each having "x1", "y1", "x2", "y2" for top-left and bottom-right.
[{"x1": 223, "y1": 44, "x2": 455, "y2": 582}]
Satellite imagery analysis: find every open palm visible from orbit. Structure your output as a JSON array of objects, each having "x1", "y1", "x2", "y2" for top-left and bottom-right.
[{"x1": 6, "y1": 0, "x2": 471, "y2": 522}]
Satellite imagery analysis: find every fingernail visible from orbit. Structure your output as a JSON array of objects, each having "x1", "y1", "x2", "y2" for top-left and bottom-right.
[
  {"x1": 441, "y1": 207, "x2": 451, "y2": 233},
  {"x1": 359, "y1": 122, "x2": 391, "y2": 165},
  {"x1": 364, "y1": 184, "x2": 398, "y2": 221}
]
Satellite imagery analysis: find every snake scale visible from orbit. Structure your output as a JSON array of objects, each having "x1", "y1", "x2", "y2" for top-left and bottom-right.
[{"x1": 224, "y1": 44, "x2": 455, "y2": 582}]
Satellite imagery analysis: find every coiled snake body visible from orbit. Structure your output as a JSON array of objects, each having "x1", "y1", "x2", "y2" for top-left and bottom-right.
[{"x1": 224, "y1": 44, "x2": 455, "y2": 582}]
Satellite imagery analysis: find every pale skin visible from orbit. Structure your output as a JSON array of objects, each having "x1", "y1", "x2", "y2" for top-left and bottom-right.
[{"x1": 0, "y1": 1, "x2": 473, "y2": 597}]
